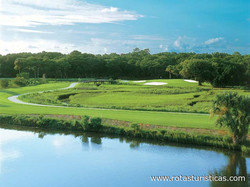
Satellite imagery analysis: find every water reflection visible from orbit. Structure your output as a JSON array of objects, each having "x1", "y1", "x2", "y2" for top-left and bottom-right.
[
  {"x1": 0, "y1": 128, "x2": 34, "y2": 173},
  {"x1": 210, "y1": 153, "x2": 249, "y2": 187},
  {"x1": 0, "y1": 125, "x2": 249, "y2": 187},
  {"x1": 0, "y1": 149, "x2": 20, "y2": 174},
  {"x1": 78, "y1": 133, "x2": 250, "y2": 186}
]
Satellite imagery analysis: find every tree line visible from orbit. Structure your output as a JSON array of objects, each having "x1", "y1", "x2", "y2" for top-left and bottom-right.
[{"x1": 0, "y1": 48, "x2": 249, "y2": 87}]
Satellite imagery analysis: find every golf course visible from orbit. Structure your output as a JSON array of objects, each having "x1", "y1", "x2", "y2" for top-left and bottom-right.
[
  {"x1": 1, "y1": 1, "x2": 250, "y2": 186},
  {"x1": 0, "y1": 50, "x2": 249, "y2": 152},
  {"x1": 1, "y1": 78, "x2": 249, "y2": 135},
  {"x1": 0, "y1": 80, "x2": 215, "y2": 128}
]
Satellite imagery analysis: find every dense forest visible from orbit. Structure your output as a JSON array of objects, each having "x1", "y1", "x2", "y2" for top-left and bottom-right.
[{"x1": 0, "y1": 48, "x2": 249, "y2": 87}]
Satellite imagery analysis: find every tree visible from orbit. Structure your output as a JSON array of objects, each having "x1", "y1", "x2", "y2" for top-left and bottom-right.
[
  {"x1": 211, "y1": 60, "x2": 246, "y2": 87},
  {"x1": 210, "y1": 92, "x2": 250, "y2": 144},
  {"x1": 180, "y1": 59, "x2": 214, "y2": 85},
  {"x1": 0, "y1": 51, "x2": 249, "y2": 87},
  {"x1": 14, "y1": 58, "x2": 25, "y2": 74},
  {"x1": 165, "y1": 65, "x2": 174, "y2": 79}
]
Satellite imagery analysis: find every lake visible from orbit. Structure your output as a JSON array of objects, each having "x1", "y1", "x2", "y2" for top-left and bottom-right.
[{"x1": 0, "y1": 126, "x2": 249, "y2": 187}]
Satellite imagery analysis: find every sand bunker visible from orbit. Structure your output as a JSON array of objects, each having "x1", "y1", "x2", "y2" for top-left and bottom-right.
[
  {"x1": 144, "y1": 82, "x2": 167, "y2": 85},
  {"x1": 184, "y1": 79, "x2": 197, "y2": 83},
  {"x1": 133, "y1": 80, "x2": 146, "y2": 83}
]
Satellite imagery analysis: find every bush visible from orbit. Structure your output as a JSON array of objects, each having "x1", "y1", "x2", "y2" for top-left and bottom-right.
[
  {"x1": 130, "y1": 123, "x2": 140, "y2": 131},
  {"x1": 27, "y1": 78, "x2": 47, "y2": 86},
  {"x1": 241, "y1": 145, "x2": 250, "y2": 155},
  {"x1": 17, "y1": 72, "x2": 29, "y2": 79},
  {"x1": 90, "y1": 117, "x2": 102, "y2": 129},
  {"x1": 13, "y1": 77, "x2": 28, "y2": 87},
  {"x1": 0, "y1": 80, "x2": 9, "y2": 88},
  {"x1": 108, "y1": 78, "x2": 119, "y2": 84},
  {"x1": 81, "y1": 115, "x2": 90, "y2": 130},
  {"x1": 80, "y1": 116, "x2": 102, "y2": 130}
]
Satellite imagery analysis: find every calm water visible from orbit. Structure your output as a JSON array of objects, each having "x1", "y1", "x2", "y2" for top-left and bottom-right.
[{"x1": 0, "y1": 126, "x2": 249, "y2": 187}]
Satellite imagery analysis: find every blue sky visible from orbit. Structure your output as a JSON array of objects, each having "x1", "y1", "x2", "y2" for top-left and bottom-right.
[{"x1": 0, "y1": 0, "x2": 249, "y2": 54}]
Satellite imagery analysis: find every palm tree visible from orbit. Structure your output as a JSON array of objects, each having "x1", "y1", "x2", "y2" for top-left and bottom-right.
[
  {"x1": 210, "y1": 92, "x2": 249, "y2": 144},
  {"x1": 165, "y1": 65, "x2": 174, "y2": 79}
]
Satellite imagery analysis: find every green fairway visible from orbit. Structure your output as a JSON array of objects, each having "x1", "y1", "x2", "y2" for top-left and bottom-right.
[
  {"x1": 0, "y1": 81, "x2": 221, "y2": 130},
  {"x1": 19, "y1": 79, "x2": 249, "y2": 113}
]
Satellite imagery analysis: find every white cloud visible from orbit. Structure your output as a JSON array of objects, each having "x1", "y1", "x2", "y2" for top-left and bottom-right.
[
  {"x1": 131, "y1": 35, "x2": 164, "y2": 41},
  {"x1": 204, "y1": 37, "x2": 224, "y2": 45},
  {"x1": 159, "y1": 44, "x2": 169, "y2": 51},
  {"x1": 173, "y1": 36, "x2": 182, "y2": 49},
  {"x1": 0, "y1": 39, "x2": 76, "y2": 54},
  {"x1": 0, "y1": 37, "x2": 146, "y2": 55},
  {"x1": 165, "y1": 45, "x2": 169, "y2": 51},
  {"x1": 9, "y1": 28, "x2": 53, "y2": 34},
  {"x1": 90, "y1": 37, "x2": 145, "y2": 46},
  {"x1": 0, "y1": 0, "x2": 143, "y2": 27},
  {"x1": 172, "y1": 36, "x2": 196, "y2": 51},
  {"x1": 102, "y1": 7, "x2": 118, "y2": 13}
]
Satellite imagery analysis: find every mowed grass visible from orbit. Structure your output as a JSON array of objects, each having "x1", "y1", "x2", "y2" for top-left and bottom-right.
[
  {"x1": 0, "y1": 81, "x2": 220, "y2": 130},
  {"x1": 20, "y1": 79, "x2": 249, "y2": 113}
]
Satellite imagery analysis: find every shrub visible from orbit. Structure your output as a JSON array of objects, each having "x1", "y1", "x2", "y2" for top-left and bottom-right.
[
  {"x1": 160, "y1": 129, "x2": 167, "y2": 135},
  {"x1": 80, "y1": 116, "x2": 102, "y2": 130},
  {"x1": 90, "y1": 117, "x2": 102, "y2": 129},
  {"x1": 13, "y1": 77, "x2": 28, "y2": 87},
  {"x1": 81, "y1": 115, "x2": 90, "y2": 130},
  {"x1": 0, "y1": 80, "x2": 9, "y2": 88},
  {"x1": 241, "y1": 146, "x2": 250, "y2": 155},
  {"x1": 17, "y1": 72, "x2": 29, "y2": 79},
  {"x1": 130, "y1": 123, "x2": 140, "y2": 131}
]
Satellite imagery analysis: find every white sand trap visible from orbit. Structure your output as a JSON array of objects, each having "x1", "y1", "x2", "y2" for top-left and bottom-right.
[
  {"x1": 133, "y1": 80, "x2": 146, "y2": 83},
  {"x1": 184, "y1": 79, "x2": 197, "y2": 83},
  {"x1": 144, "y1": 82, "x2": 167, "y2": 86}
]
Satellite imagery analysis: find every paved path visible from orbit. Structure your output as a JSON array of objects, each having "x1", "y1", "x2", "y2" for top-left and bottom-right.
[{"x1": 8, "y1": 83, "x2": 79, "y2": 108}]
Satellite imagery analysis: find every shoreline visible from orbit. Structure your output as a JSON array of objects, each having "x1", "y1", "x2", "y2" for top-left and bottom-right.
[{"x1": 1, "y1": 114, "x2": 249, "y2": 156}]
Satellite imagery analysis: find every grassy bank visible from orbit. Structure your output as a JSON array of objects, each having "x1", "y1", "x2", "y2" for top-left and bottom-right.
[{"x1": 1, "y1": 114, "x2": 249, "y2": 155}]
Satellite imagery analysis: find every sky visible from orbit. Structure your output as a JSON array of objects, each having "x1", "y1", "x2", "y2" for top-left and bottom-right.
[{"x1": 0, "y1": 0, "x2": 249, "y2": 55}]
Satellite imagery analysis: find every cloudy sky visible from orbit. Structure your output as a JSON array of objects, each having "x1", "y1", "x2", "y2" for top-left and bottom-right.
[{"x1": 0, "y1": 0, "x2": 249, "y2": 55}]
